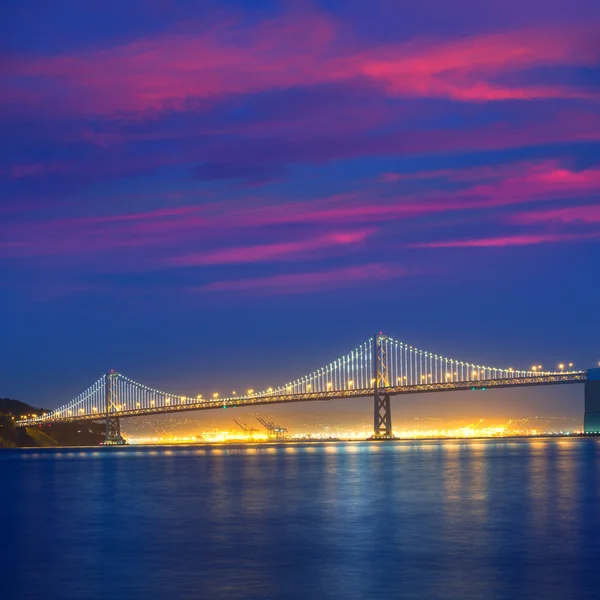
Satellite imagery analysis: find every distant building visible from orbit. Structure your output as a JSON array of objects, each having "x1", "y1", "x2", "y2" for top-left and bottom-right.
[{"x1": 584, "y1": 368, "x2": 600, "y2": 433}]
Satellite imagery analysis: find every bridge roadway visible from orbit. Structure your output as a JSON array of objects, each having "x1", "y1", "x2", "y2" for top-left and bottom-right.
[{"x1": 19, "y1": 372, "x2": 586, "y2": 426}]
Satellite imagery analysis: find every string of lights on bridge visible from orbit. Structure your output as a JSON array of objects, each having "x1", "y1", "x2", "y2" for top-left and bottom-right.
[{"x1": 20, "y1": 334, "x2": 583, "y2": 425}]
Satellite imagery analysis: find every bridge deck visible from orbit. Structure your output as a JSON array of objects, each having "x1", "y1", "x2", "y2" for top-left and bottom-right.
[{"x1": 17, "y1": 373, "x2": 586, "y2": 426}]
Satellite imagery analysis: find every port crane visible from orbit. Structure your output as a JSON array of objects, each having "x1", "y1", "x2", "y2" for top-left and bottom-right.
[
  {"x1": 256, "y1": 417, "x2": 288, "y2": 441},
  {"x1": 233, "y1": 419, "x2": 259, "y2": 438}
]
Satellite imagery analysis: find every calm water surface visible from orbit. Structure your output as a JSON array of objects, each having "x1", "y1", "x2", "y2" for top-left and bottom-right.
[{"x1": 2, "y1": 438, "x2": 600, "y2": 600}]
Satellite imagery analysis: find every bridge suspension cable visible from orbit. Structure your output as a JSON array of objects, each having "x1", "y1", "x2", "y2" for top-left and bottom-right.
[
  {"x1": 271, "y1": 339, "x2": 374, "y2": 395},
  {"x1": 40, "y1": 375, "x2": 107, "y2": 421},
  {"x1": 19, "y1": 333, "x2": 576, "y2": 426},
  {"x1": 381, "y1": 335, "x2": 536, "y2": 387}
]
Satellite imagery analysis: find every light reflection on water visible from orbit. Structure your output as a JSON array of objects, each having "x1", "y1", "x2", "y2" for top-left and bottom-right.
[{"x1": 3, "y1": 438, "x2": 600, "y2": 600}]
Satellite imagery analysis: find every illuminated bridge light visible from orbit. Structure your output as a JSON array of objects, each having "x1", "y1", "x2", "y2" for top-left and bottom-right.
[{"x1": 19, "y1": 335, "x2": 587, "y2": 436}]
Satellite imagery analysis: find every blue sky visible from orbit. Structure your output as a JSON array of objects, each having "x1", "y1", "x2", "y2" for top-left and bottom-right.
[{"x1": 1, "y1": 0, "x2": 599, "y2": 411}]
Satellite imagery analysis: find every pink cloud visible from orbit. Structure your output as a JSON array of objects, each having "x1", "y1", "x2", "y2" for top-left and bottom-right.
[
  {"x1": 443, "y1": 161, "x2": 600, "y2": 211},
  {"x1": 376, "y1": 169, "x2": 455, "y2": 183},
  {"x1": 411, "y1": 231, "x2": 600, "y2": 248},
  {"x1": 514, "y1": 204, "x2": 600, "y2": 225},
  {"x1": 170, "y1": 229, "x2": 373, "y2": 266},
  {"x1": 355, "y1": 27, "x2": 598, "y2": 102},
  {"x1": 3, "y1": 155, "x2": 599, "y2": 280},
  {"x1": 5, "y1": 103, "x2": 599, "y2": 188},
  {"x1": 226, "y1": 161, "x2": 600, "y2": 228},
  {"x1": 4, "y1": 13, "x2": 338, "y2": 115},
  {"x1": 1, "y1": 161, "x2": 75, "y2": 179},
  {"x1": 199, "y1": 263, "x2": 409, "y2": 294},
  {"x1": 375, "y1": 162, "x2": 562, "y2": 185},
  {"x1": 4, "y1": 159, "x2": 599, "y2": 262},
  {"x1": 189, "y1": 109, "x2": 600, "y2": 181},
  {"x1": 3, "y1": 15, "x2": 597, "y2": 117},
  {"x1": 0, "y1": 205, "x2": 211, "y2": 258}
]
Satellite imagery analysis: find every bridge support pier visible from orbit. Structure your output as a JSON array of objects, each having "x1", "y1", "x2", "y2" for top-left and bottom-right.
[
  {"x1": 584, "y1": 368, "x2": 600, "y2": 434},
  {"x1": 370, "y1": 333, "x2": 396, "y2": 439},
  {"x1": 104, "y1": 416, "x2": 125, "y2": 445},
  {"x1": 104, "y1": 371, "x2": 126, "y2": 445},
  {"x1": 373, "y1": 392, "x2": 393, "y2": 438}
]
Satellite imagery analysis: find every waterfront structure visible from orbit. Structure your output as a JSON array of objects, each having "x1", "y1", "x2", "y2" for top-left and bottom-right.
[{"x1": 584, "y1": 368, "x2": 600, "y2": 433}]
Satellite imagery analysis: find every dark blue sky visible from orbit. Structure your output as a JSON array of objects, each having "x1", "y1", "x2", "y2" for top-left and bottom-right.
[{"x1": 1, "y1": 0, "x2": 599, "y2": 411}]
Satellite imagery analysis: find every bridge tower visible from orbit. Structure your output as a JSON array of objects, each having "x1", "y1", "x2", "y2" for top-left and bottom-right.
[
  {"x1": 372, "y1": 332, "x2": 395, "y2": 439},
  {"x1": 104, "y1": 371, "x2": 126, "y2": 445},
  {"x1": 584, "y1": 368, "x2": 600, "y2": 433}
]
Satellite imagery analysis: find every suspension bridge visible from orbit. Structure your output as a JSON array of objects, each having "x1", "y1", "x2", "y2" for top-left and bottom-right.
[{"x1": 15, "y1": 333, "x2": 599, "y2": 443}]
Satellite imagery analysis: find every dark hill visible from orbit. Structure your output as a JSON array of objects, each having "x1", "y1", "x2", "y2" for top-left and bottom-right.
[
  {"x1": 0, "y1": 397, "x2": 105, "y2": 447},
  {"x1": 0, "y1": 397, "x2": 44, "y2": 418}
]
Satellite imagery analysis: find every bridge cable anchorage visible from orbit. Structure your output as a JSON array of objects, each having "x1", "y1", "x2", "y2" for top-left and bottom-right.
[{"x1": 15, "y1": 334, "x2": 588, "y2": 439}]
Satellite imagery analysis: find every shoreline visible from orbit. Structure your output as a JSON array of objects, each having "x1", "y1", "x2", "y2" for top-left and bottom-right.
[{"x1": 4, "y1": 432, "x2": 600, "y2": 450}]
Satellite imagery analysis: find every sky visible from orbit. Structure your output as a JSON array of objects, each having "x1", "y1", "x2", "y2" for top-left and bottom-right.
[{"x1": 1, "y1": 0, "x2": 600, "y2": 419}]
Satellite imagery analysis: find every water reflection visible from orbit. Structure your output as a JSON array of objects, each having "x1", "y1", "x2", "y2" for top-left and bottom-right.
[{"x1": 3, "y1": 439, "x2": 600, "y2": 599}]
